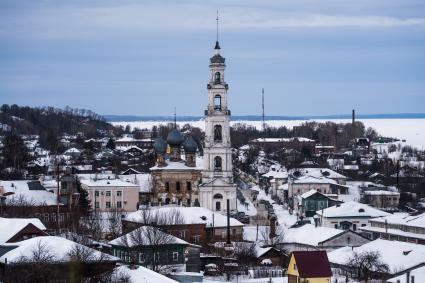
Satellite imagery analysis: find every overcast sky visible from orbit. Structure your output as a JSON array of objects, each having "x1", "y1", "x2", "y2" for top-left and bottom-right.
[{"x1": 0, "y1": 0, "x2": 424, "y2": 116}]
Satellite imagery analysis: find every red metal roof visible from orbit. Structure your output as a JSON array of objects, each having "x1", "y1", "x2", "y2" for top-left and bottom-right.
[{"x1": 292, "y1": 250, "x2": 332, "y2": 278}]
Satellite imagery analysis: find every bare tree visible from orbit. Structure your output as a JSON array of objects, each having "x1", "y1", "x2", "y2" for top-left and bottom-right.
[
  {"x1": 10, "y1": 240, "x2": 57, "y2": 283},
  {"x1": 346, "y1": 250, "x2": 389, "y2": 283},
  {"x1": 107, "y1": 207, "x2": 124, "y2": 239},
  {"x1": 232, "y1": 241, "x2": 258, "y2": 268},
  {"x1": 260, "y1": 225, "x2": 285, "y2": 248}
]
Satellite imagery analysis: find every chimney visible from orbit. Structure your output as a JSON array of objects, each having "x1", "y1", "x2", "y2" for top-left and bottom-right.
[
  {"x1": 226, "y1": 199, "x2": 231, "y2": 245},
  {"x1": 352, "y1": 109, "x2": 356, "y2": 137},
  {"x1": 269, "y1": 215, "x2": 277, "y2": 239}
]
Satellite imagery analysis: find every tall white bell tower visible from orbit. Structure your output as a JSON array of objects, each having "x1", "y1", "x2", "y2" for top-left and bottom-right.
[{"x1": 199, "y1": 19, "x2": 236, "y2": 212}]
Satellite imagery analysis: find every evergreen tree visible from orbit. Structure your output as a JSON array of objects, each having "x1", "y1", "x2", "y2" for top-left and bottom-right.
[
  {"x1": 106, "y1": 138, "x2": 116, "y2": 150},
  {"x1": 1, "y1": 133, "x2": 30, "y2": 170}
]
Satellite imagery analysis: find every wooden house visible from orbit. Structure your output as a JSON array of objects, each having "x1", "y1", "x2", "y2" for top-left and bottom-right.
[{"x1": 287, "y1": 250, "x2": 332, "y2": 283}]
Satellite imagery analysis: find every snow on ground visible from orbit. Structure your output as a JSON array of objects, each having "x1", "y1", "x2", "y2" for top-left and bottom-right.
[
  {"x1": 112, "y1": 118, "x2": 425, "y2": 149},
  {"x1": 115, "y1": 266, "x2": 178, "y2": 283},
  {"x1": 237, "y1": 192, "x2": 257, "y2": 217},
  {"x1": 204, "y1": 276, "x2": 287, "y2": 283}
]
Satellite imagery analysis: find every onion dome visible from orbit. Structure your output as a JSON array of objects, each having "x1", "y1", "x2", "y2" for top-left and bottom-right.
[
  {"x1": 166, "y1": 128, "x2": 184, "y2": 146},
  {"x1": 183, "y1": 136, "x2": 198, "y2": 153},
  {"x1": 153, "y1": 137, "x2": 167, "y2": 153}
]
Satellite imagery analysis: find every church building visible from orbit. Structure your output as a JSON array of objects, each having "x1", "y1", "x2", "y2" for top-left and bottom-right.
[
  {"x1": 151, "y1": 131, "x2": 202, "y2": 207},
  {"x1": 198, "y1": 38, "x2": 237, "y2": 212}
]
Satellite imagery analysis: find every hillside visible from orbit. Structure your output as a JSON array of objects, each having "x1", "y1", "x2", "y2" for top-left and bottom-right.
[{"x1": 0, "y1": 104, "x2": 117, "y2": 147}]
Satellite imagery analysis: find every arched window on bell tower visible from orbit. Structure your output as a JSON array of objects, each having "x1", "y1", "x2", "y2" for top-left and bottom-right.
[
  {"x1": 214, "y1": 156, "x2": 222, "y2": 171},
  {"x1": 214, "y1": 72, "x2": 221, "y2": 83},
  {"x1": 214, "y1": 125, "x2": 222, "y2": 142},
  {"x1": 214, "y1": 95, "x2": 222, "y2": 110}
]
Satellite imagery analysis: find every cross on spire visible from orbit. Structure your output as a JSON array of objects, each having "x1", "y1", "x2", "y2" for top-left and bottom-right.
[{"x1": 214, "y1": 10, "x2": 221, "y2": 50}]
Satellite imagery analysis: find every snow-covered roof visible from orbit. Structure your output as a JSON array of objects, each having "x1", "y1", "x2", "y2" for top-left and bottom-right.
[
  {"x1": 328, "y1": 239, "x2": 425, "y2": 274},
  {"x1": 250, "y1": 137, "x2": 315, "y2": 143},
  {"x1": 301, "y1": 189, "x2": 320, "y2": 199},
  {"x1": 115, "y1": 266, "x2": 178, "y2": 283},
  {"x1": 292, "y1": 175, "x2": 338, "y2": 185},
  {"x1": 125, "y1": 206, "x2": 243, "y2": 228},
  {"x1": 109, "y1": 226, "x2": 189, "y2": 247},
  {"x1": 64, "y1": 147, "x2": 81, "y2": 154},
  {"x1": 316, "y1": 201, "x2": 390, "y2": 218},
  {"x1": 150, "y1": 156, "x2": 203, "y2": 171},
  {"x1": 0, "y1": 236, "x2": 118, "y2": 264},
  {"x1": 262, "y1": 170, "x2": 288, "y2": 179},
  {"x1": 363, "y1": 190, "x2": 400, "y2": 196},
  {"x1": 118, "y1": 173, "x2": 151, "y2": 193},
  {"x1": 116, "y1": 136, "x2": 151, "y2": 142},
  {"x1": 0, "y1": 217, "x2": 46, "y2": 243},
  {"x1": 369, "y1": 213, "x2": 425, "y2": 228},
  {"x1": 387, "y1": 265, "x2": 425, "y2": 283},
  {"x1": 284, "y1": 224, "x2": 343, "y2": 246},
  {"x1": 0, "y1": 180, "x2": 60, "y2": 205},
  {"x1": 80, "y1": 179, "x2": 139, "y2": 188},
  {"x1": 290, "y1": 168, "x2": 348, "y2": 180},
  {"x1": 360, "y1": 225, "x2": 425, "y2": 241}
]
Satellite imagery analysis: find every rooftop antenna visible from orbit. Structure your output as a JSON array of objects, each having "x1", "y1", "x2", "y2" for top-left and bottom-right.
[
  {"x1": 262, "y1": 88, "x2": 266, "y2": 140},
  {"x1": 174, "y1": 107, "x2": 177, "y2": 128}
]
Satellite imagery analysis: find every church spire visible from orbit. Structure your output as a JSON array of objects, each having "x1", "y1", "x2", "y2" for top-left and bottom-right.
[{"x1": 214, "y1": 10, "x2": 221, "y2": 50}]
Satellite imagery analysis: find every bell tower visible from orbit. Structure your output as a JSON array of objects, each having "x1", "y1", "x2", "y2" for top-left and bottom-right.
[{"x1": 199, "y1": 14, "x2": 236, "y2": 212}]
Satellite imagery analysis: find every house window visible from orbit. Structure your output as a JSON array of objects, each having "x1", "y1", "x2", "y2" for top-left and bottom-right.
[
  {"x1": 179, "y1": 230, "x2": 186, "y2": 238},
  {"x1": 187, "y1": 199, "x2": 191, "y2": 206},
  {"x1": 95, "y1": 190, "x2": 99, "y2": 197},
  {"x1": 117, "y1": 201, "x2": 122, "y2": 208},
  {"x1": 106, "y1": 201, "x2": 111, "y2": 209},
  {"x1": 165, "y1": 182, "x2": 170, "y2": 192},
  {"x1": 193, "y1": 235, "x2": 200, "y2": 244},
  {"x1": 139, "y1": 253, "x2": 145, "y2": 263},
  {"x1": 117, "y1": 191, "x2": 122, "y2": 197},
  {"x1": 106, "y1": 191, "x2": 111, "y2": 197},
  {"x1": 95, "y1": 202, "x2": 100, "y2": 209},
  {"x1": 173, "y1": 252, "x2": 179, "y2": 262},
  {"x1": 176, "y1": 182, "x2": 181, "y2": 191},
  {"x1": 187, "y1": 182, "x2": 192, "y2": 191},
  {"x1": 353, "y1": 224, "x2": 357, "y2": 231}
]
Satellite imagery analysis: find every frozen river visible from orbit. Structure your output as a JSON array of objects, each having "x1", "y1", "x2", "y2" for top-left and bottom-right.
[{"x1": 112, "y1": 118, "x2": 425, "y2": 150}]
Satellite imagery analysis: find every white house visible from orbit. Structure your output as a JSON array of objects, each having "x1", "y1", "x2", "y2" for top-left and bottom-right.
[
  {"x1": 80, "y1": 179, "x2": 139, "y2": 212},
  {"x1": 316, "y1": 201, "x2": 390, "y2": 232},
  {"x1": 360, "y1": 212, "x2": 425, "y2": 244}
]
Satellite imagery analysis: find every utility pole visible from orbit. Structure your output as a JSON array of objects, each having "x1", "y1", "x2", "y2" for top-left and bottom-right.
[{"x1": 262, "y1": 88, "x2": 265, "y2": 140}]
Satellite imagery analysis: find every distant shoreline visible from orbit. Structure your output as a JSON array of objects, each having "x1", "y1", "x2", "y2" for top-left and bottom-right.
[{"x1": 105, "y1": 113, "x2": 425, "y2": 122}]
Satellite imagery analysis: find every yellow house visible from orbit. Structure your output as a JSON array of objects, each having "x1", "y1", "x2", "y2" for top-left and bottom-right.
[{"x1": 287, "y1": 250, "x2": 332, "y2": 283}]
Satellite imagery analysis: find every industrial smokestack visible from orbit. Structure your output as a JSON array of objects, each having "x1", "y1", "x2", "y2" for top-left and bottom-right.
[{"x1": 227, "y1": 199, "x2": 231, "y2": 245}]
